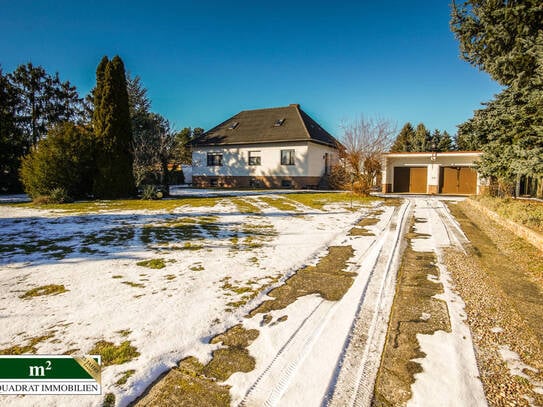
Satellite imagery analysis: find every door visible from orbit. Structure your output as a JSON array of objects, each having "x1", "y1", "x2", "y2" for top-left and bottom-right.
[
  {"x1": 409, "y1": 167, "x2": 427, "y2": 193},
  {"x1": 393, "y1": 167, "x2": 427, "y2": 193},
  {"x1": 458, "y1": 167, "x2": 477, "y2": 194},
  {"x1": 393, "y1": 167, "x2": 410, "y2": 192},
  {"x1": 440, "y1": 167, "x2": 477, "y2": 194}
]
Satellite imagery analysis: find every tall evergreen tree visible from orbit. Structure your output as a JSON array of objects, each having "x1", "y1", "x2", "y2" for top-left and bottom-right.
[
  {"x1": 437, "y1": 130, "x2": 454, "y2": 152},
  {"x1": 92, "y1": 56, "x2": 135, "y2": 198},
  {"x1": 411, "y1": 123, "x2": 431, "y2": 152},
  {"x1": 390, "y1": 122, "x2": 415, "y2": 152},
  {"x1": 9, "y1": 63, "x2": 83, "y2": 148},
  {"x1": 451, "y1": 1, "x2": 543, "y2": 193},
  {"x1": 0, "y1": 68, "x2": 24, "y2": 192}
]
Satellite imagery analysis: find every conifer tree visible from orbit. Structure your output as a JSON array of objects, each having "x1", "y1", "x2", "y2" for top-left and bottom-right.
[
  {"x1": 412, "y1": 123, "x2": 430, "y2": 152},
  {"x1": 390, "y1": 122, "x2": 415, "y2": 152},
  {"x1": 437, "y1": 130, "x2": 454, "y2": 152},
  {"x1": 92, "y1": 56, "x2": 135, "y2": 198},
  {"x1": 451, "y1": 1, "x2": 542, "y2": 194}
]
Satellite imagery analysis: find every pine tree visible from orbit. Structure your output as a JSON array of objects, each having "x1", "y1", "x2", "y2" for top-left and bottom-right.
[
  {"x1": 412, "y1": 123, "x2": 430, "y2": 152},
  {"x1": 92, "y1": 56, "x2": 135, "y2": 198},
  {"x1": 390, "y1": 122, "x2": 415, "y2": 152},
  {"x1": 0, "y1": 68, "x2": 24, "y2": 192},
  {"x1": 451, "y1": 1, "x2": 543, "y2": 193},
  {"x1": 437, "y1": 130, "x2": 454, "y2": 151}
]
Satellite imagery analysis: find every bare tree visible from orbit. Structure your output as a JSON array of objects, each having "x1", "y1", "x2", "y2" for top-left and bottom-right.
[
  {"x1": 131, "y1": 113, "x2": 177, "y2": 193},
  {"x1": 337, "y1": 116, "x2": 396, "y2": 195}
]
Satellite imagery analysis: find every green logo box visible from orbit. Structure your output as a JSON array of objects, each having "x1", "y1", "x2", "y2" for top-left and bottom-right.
[{"x1": 0, "y1": 355, "x2": 100, "y2": 380}]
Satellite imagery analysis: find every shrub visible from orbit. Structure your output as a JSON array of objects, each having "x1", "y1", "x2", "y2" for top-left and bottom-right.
[
  {"x1": 141, "y1": 185, "x2": 160, "y2": 200},
  {"x1": 20, "y1": 123, "x2": 94, "y2": 200}
]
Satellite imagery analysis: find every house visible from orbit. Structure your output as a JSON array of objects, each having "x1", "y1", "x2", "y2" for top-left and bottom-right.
[
  {"x1": 189, "y1": 104, "x2": 340, "y2": 189},
  {"x1": 381, "y1": 151, "x2": 485, "y2": 195}
]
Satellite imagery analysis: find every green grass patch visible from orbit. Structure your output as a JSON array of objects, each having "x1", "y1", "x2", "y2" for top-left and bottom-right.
[
  {"x1": 286, "y1": 192, "x2": 378, "y2": 210},
  {"x1": 89, "y1": 340, "x2": 140, "y2": 366},
  {"x1": 112, "y1": 275, "x2": 123, "y2": 279},
  {"x1": 136, "y1": 258, "x2": 166, "y2": 269},
  {"x1": 102, "y1": 392, "x2": 115, "y2": 407},
  {"x1": 1, "y1": 238, "x2": 74, "y2": 259},
  {"x1": 190, "y1": 264, "x2": 205, "y2": 271},
  {"x1": 258, "y1": 196, "x2": 299, "y2": 211},
  {"x1": 14, "y1": 196, "x2": 221, "y2": 213},
  {"x1": 115, "y1": 369, "x2": 135, "y2": 386},
  {"x1": 181, "y1": 242, "x2": 204, "y2": 251},
  {"x1": 473, "y1": 196, "x2": 543, "y2": 233},
  {"x1": 231, "y1": 198, "x2": 262, "y2": 214},
  {"x1": 20, "y1": 284, "x2": 68, "y2": 299}
]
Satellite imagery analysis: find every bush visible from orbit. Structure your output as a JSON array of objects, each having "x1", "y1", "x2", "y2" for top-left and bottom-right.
[
  {"x1": 141, "y1": 184, "x2": 163, "y2": 200},
  {"x1": 33, "y1": 187, "x2": 73, "y2": 204},
  {"x1": 20, "y1": 123, "x2": 94, "y2": 200}
]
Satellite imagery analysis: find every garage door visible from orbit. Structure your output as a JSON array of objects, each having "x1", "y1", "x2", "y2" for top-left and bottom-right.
[
  {"x1": 393, "y1": 167, "x2": 427, "y2": 193},
  {"x1": 439, "y1": 167, "x2": 477, "y2": 195}
]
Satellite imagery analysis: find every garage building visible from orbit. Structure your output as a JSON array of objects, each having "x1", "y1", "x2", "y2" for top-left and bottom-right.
[{"x1": 381, "y1": 151, "x2": 484, "y2": 195}]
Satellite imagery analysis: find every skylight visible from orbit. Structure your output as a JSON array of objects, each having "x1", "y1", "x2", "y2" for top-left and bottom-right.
[
  {"x1": 228, "y1": 121, "x2": 239, "y2": 130},
  {"x1": 274, "y1": 118, "x2": 285, "y2": 127}
]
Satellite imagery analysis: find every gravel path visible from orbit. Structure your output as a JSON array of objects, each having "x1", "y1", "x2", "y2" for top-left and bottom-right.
[{"x1": 444, "y1": 201, "x2": 543, "y2": 407}]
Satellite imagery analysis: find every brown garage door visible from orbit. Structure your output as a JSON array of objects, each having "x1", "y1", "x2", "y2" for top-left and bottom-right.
[
  {"x1": 439, "y1": 167, "x2": 477, "y2": 194},
  {"x1": 393, "y1": 167, "x2": 427, "y2": 193}
]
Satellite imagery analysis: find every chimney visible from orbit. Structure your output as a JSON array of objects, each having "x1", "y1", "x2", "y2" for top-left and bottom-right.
[{"x1": 289, "y1": 103, "x2": 300, "y2": 108}]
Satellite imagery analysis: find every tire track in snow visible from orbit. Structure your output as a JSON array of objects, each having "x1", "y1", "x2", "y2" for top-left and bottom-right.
[
  {"x1": 327, "y1": 200, "x2": 411, "y2": 407},
  {"x1": 238, "y1": 203, "x2": 407, "y2": 407}
]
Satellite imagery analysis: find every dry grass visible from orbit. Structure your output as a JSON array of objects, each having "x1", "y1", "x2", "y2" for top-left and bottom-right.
[
  {"x1": 19, "y1": 284, "x2": 68, "y2": 299},
  {"x1": 250, "y1": 246, "x2": 356, "y2": 316},
  {"x1": 372, "y1": 218, "x2": 451, "y2": 407},
  {"x1": 286, "y1": 192, "x2": 378, "y2": 210},
  {"x1": 349, "y1": 215, "x2": 380, "y2": 236},
  {"x1": 474, "y1": 196, "x2": 543, "y2": 233},
  {"x1": 136, "y1": 258, "x2": 166, "y2": 269},
  {"x1": 133, "y1": 357, "x2": 231, "y2": 407},
  {"x1": 0, "y1": 332, "x2": 56, "y2": 355},
  {"x1": 133, "y1": 324, "x2": 259, "y2": 405}
]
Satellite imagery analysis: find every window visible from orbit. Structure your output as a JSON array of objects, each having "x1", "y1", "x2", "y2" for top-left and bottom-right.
[
  {"x1": 207, "y1": 153, "x2": 223, "y2": 166},
  {"x1": 274, "y1": 118, "x2": 285, "y2": 127},
  {"x1": 228, "y1": 121, "x2": 239, "y2": 130},
  {"x1": 248, "y1": 151, "x2": 261, "y2": 166},
  {"x1": 281, "y1": 149, "x2": 295, "y2": 165}
]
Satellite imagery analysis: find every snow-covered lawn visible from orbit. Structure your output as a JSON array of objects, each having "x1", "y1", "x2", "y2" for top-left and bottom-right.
[{"x1": 0, "y1": 193, "x2": 383, "y2": 406}]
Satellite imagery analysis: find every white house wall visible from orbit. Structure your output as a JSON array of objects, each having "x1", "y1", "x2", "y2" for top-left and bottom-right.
[{"x1": 192, "y1": 142, "x2": 337, "y2": 178}]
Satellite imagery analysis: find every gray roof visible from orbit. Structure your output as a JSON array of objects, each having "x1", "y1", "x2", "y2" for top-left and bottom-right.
[{"x1": 190, "y1": 104, "x2": 339, "y2": 148}]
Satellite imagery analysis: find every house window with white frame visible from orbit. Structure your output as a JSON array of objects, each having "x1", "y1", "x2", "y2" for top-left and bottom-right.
[
  {"x1": 280, "y1": 149, "x2": 295, "y2": 165},
  {"x1": 248, "y1": 151, "x2": 261, "y2": 166},
  {"x1": 207, "y1": 152, "x2": 223, "y2": 166}
]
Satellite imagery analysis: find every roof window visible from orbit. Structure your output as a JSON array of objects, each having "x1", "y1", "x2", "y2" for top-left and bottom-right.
[
  {"x1": 274, "y1": 118, "x2": 285, "y2": 127},
  {"x1": 228, "y1": 121, "x2": 239, "y2": 130}
]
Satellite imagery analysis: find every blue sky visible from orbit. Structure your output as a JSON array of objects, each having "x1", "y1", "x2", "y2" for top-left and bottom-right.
[{"x1": 1, "y1": 0, "x2": 500, "y2": 137}]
